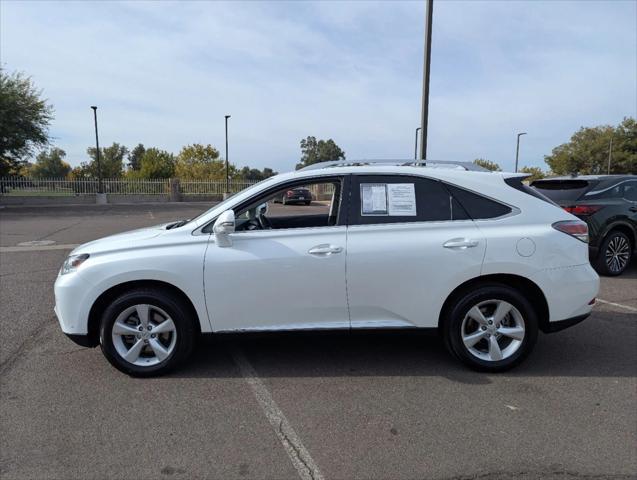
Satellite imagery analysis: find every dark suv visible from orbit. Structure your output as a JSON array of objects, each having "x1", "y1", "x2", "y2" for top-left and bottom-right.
[{"x1": 531, "y1": 175, "x2": 637, "y2": 276}]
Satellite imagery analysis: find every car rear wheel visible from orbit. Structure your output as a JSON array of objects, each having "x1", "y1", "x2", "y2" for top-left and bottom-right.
[
  {"x1": 99, "y1": 288, "x2": 195, "y2": 377},
  {"x1": 595, "y1": 231, "x2": 632, "y2": 276},
  {"x1": 443, "y1": 284, "x2": 538, "y2": 372},
  {"x1": 305, "y1": 201, "x2": 311, "y2": 205}
]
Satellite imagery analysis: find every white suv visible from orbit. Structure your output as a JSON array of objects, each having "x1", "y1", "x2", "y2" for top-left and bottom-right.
[{"x1": 54, "y1": 162, "x2": 599, "y2": 376}]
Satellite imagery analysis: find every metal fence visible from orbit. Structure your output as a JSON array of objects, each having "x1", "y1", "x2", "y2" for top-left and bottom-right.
[
  {"x1": 0, "y1": 177, "x2": 258, "y2": 197},
  {"x1": 179, "y1": 180, "x2": 257, "y2": 195}
]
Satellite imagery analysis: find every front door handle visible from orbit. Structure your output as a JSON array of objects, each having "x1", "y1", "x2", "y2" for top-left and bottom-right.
[
  {"x1": 308, "y1": 244, "x2": 343, "y2": 256},
  {"x1": 443, "y1": 238, "x2": 479, "y2": 249},
  {"x1": 630, "y1": 206, "x2": 637, "y2": 212}
]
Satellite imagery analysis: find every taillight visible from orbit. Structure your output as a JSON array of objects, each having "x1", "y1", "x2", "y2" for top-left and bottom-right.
[
  {"x1": 286, "y1": 190, "x2": 294, "y2": 197},
  {"x1": 552, "y1": 220, "x2": 589, "y2": 243},
  {"x1": 563, "y1": 205, "x2": 602, "y2": 216}
]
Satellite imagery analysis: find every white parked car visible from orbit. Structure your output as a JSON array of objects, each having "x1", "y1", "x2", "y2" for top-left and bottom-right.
[{"x1": 54, "y1": 161, "x2": 599, "y2": 376}]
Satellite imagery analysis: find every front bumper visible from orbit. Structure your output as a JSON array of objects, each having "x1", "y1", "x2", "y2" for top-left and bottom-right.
[
  {"x1": 64, "y1": 333, "x2": 97, "y2": 347},
  {"x1": 54, "y1": 271, "x2": 94, "y2": 335}
]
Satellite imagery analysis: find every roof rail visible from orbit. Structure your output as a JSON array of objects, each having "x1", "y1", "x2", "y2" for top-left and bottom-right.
[{"x1": 299, "y1": 159, "x2": 488, "y2": 172}]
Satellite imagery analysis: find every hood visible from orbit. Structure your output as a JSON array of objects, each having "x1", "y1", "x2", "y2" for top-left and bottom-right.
[{"x1": 71, "y1": 222, "x2": 174, "y2": 255}]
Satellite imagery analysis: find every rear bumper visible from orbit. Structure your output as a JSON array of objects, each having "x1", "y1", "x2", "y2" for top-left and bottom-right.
[
  {"x1": 542, "y1": 312, "x2": 590, "y2": 333},
  {"x1": 531, "y1": 263, "x2": 599, "y2": 324}
]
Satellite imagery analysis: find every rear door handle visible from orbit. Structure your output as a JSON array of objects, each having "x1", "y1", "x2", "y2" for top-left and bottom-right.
[
  {"x1": 443, "y1": 238, "x2": 479, "y2": 249},
  {"x1": 308, "y1": 244, "x2": 343, "y2": 256},
  {"x1": 630, "y1": 206, "x2": 637, "y2": 212}
]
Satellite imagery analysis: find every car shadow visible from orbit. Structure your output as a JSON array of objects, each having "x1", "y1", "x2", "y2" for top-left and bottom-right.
[
  {"x1": 172, "y1": 308, "x2": 636, "y2": 382},
  {"x1": 617, "y1": 259, "x2": 637, "y2": 279}
]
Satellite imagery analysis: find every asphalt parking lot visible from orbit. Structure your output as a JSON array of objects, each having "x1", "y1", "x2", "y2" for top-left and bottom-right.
[{"x1": 1, "y1": 203, "x2": 635, "y2": 480}]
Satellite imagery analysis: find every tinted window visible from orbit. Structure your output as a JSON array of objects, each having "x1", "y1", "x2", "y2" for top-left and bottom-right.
[
  {"x1": 445, "y1": 184, "x2": 512, "y2": 219},
  {"x1": 623, "y1": 181, "x2": 637, "y2": 201},
  {"x1": 531, "y1": 180, "x2": 593, "y2": 202},
  {"x1": 349, "y1": 175, "x2": 453, "y2": 225},
  {"x1": 583, "y1": 182, "x2": 623, "y2": 200},
  {"x1": 505, "y1": 177, "x2": 557, "y2": 205}
]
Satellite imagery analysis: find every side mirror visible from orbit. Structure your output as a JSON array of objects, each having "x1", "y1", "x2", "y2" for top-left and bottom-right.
[{"x1": 213, "y1": 210, "x2": 235, "y2": 247}]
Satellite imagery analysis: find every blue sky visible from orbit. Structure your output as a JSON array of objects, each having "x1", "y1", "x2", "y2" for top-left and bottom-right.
[{"x1": 2, "y1": 0, "x2": 635, "y2": 172}]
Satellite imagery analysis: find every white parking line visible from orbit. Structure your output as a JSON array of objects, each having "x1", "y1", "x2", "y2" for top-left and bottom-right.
[
  {"x1": 596, "y1": 298, "x2": 637, "y2": 313},
  {"x1": 0, "y1": 244, "x2": 80, "y2": 253},
  {"x1": 231, "y1": 347, "x2": 325, "y2": 480}
]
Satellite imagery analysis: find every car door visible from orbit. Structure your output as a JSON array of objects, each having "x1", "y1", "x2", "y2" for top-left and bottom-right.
[
  {"x1": 203, "y1": 176, "x2": 349, "y2": 332},
  {"x1": 345, "y1": 174, "x2": 487, "y2": 329}
]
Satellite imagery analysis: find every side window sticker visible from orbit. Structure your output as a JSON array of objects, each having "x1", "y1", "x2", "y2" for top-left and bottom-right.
[{"x1": 360, "y1": 183, "x2": 417, "y2": 216}]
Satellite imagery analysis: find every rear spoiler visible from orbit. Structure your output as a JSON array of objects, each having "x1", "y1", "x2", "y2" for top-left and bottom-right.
[{"x1": 503, "y1": 175, "x2": 557, "y2": 205}]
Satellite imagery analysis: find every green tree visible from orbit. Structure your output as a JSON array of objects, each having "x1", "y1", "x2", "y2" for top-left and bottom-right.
[
  {"x1": 175, "y1": 143, "x2": 227, "y2": 179},
  {"x1": 0, "y1": 69, "x2": 54, "y2": 176},
  {"x1": 85, "y1": 142, "x2": 127, "y2": 178},
  {"x1": 139, "y1": 148, "x2": 175, "y2": 178},
  {"x1": 31, "y1": 147, "x2": 71, "y2": 178},
  {"x1": 519, "y1": 166, "x2": 546, "y2": 182},
  {"x1": 473, "y1": 158, "x2": 502, "y2": 172},
  {"x1": 127, "y1": 144, "x2": 145, "y2": 171},
  {"x1": 69, "y1": 165, "x2": 89, "y2": 180},
  {"x1": 544, "y1": 117, "x2": 636, "y2": 175},
  {"x1": 296, "y1": 136, "x2": 345, "y2": 170},
  {"x1": 237, "y1": 166, "x2": 277, "y2": 181}
]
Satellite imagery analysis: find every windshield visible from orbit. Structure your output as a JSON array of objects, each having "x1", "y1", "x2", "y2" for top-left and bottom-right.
[{"x1": 531, "y1": 180, "x2": 595, "y2": 203}]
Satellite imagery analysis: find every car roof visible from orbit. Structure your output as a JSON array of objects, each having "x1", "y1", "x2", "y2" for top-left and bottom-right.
[
  {"x1": 537, "y1": 174, "x2": 635, "y2": 181},
  {"x1": 276, "y1": 164, "x2": 523, "y2": 183}
]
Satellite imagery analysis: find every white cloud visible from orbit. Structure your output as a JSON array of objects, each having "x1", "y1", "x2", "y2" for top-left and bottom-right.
[{"x1": 1, "y1": 0, "x2": 635, "y2": 172}]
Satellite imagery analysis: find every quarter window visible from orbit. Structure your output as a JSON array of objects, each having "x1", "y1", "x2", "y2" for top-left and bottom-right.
[
  {"x1": 624, "y1": 181, "x2": 637, "y2": 202},
  {"x1": 585, "y1": 183, "x2": 622, "y2": 200},
  {"x1": 444, "y1": 184, "x2": 512, "y2": 219}
]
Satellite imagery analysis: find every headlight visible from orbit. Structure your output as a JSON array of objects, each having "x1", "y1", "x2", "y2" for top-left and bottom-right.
[{"x1": 60, "y1": 254, "x2": 90, "y2": 275}]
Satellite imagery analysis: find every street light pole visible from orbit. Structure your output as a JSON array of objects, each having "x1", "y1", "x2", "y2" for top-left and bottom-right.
[
  {"x1": 90, "y1": 106, "x2": 103, "y2": 194},
  {"x1": 414, "y1": 127, "x2": 421, "y2": 160},
  {"x1": 515, "y1": 132, "x2": 527, "y2": 173},
  {"x1": 607, "y1": 136, "x2": 613, "y2": 174},
  {"x1": 225, "y1": 115, "x2": 231, "y2": 196},
  {"x1": 418, "y1": 0, "x2": 434, "y2": 161}
]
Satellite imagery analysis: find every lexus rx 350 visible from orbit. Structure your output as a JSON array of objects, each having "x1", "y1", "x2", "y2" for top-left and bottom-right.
[{"x1": 54, "y1": 162, "x2": 599, "y2": 376}]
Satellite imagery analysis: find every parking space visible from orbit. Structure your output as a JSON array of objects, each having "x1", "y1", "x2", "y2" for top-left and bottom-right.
[{"x1": 1, "y1": 203, "x2": 635, "y2": 480}]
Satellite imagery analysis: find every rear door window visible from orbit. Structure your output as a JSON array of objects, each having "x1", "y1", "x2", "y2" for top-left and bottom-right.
[{"x1": 349, "y1": 175, "x2": 453, "y2": 225}]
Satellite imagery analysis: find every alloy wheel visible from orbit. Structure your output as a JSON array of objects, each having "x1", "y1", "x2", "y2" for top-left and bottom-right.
[
  {"x1": 111, "y1": 304, "x2": 177, "y2": 367},
  {"x1": 461, "y1": 299, "x2": 525, "y2": 362},
  {"x1": 605, "y1": 235, "x2": 630, "y2": 274}
]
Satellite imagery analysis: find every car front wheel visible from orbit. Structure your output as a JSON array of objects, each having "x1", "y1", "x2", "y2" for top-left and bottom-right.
[
  {"x1": 99, "y1": 288, "x2": 195, "y2": 376},
  {"x1": 595, "y1": 231, "x2": 632, "y2": 276},
  {"x1": 443, "y1": 284, "x2": 538, "y2": 372}
]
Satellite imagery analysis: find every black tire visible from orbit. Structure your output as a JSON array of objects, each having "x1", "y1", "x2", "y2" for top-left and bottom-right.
[
  {"x1": 594, "y1": 230, "x2": 633, "y2": 276},
  {"x1": 442, "y1": 283, "x2": 538, "y2": 372},
  {"x1": 99, "y1": 288, "x2": 196, "y2": 377},
  {"x1": 305, "y1": 201, "x2": 311, "y2": 206}
]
